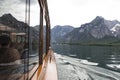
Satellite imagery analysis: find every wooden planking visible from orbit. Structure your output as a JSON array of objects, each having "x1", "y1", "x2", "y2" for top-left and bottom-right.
[
  {"x1": 43, "y1": 50, "x2": 58, "y2": 80},
  {"x1": 30, "y1": 50, "x2": 58, "y2": 80}
]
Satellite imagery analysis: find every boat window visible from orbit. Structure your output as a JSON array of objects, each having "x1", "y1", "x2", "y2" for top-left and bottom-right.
[{"x1": 0, "y1": 0, "x2": 40, "y2": 79}]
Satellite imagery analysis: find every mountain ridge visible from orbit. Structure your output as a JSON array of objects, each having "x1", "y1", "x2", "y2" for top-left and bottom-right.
[
  {"x1": 0, "y1": 13, "x2": 29, "y2": 32},
  {"x1": 0, "y1": 13, "x2": 120, "y2": 44},
  {"x1": 51, "y1": 16, "x2": 120, "y2": 43}
]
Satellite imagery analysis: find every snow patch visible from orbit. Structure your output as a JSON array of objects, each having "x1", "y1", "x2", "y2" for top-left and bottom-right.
[{"x1": 110, "y1": 24, "x2": 120, "y2": 32}]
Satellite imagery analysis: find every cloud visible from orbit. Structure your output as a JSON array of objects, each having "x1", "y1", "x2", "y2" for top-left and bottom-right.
[
  {"x1": 0, "y1": 0, "x2": 25, "y2": 21},
  {"x1": 19, "y1": 0, "x2": 38, "y2": 5},
  {"x1": 48, "y1": 0, "x2": 120, "y2": 28},
  {"x1": 0, "y1": 0, "x2": 39, "y2": 25},
  {"x1": 1, "y1": 0, "x2": 120, "y2": 28}
]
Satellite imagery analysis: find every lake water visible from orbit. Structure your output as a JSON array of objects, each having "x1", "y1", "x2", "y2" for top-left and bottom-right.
[{"x1": 52, "y1": 44, "x2": 120, "y2": 64}]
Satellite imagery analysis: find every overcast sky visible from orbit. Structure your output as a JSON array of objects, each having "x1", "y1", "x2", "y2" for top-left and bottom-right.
[{"x1": 0, "y1": 0, "x2": 120, "y2": 28}]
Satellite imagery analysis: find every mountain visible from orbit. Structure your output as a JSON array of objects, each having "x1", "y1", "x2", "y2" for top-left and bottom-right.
[
  {"x1": 2, "y1": 14, "x2": 120, "y2": 44},
  {"x1": 51, "y1": 25, "x2": 74, "y2": 42},
  {"x1": 32, "y1": 25, "x2": 74, "y2": 43},
  {"x1": 0, "y1": 13, "x2": 29, "y2": 32},
  {"x1": 0, "y1": 13, "x2": 40, "y2": 42},
  {"x1": 62, "y1": 16, "x2": 120, "y2": 43}
]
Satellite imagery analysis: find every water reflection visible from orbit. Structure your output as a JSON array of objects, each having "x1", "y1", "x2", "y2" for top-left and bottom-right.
[{"x1": 52, "y1": 44, "x2": 120, "y2": 64}]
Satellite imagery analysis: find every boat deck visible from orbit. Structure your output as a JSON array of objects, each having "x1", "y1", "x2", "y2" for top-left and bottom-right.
[
  {"x1": 27, "y1": 50, "x2": 58, "y2": 80},
  {"x1": 43, "y1": 51, "x2": 58, "y2": 80}
]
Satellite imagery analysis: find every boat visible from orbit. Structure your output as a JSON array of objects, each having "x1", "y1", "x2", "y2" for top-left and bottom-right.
[{"x1": 0, "y1": 0, "x2": 58, "y2": 80}]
